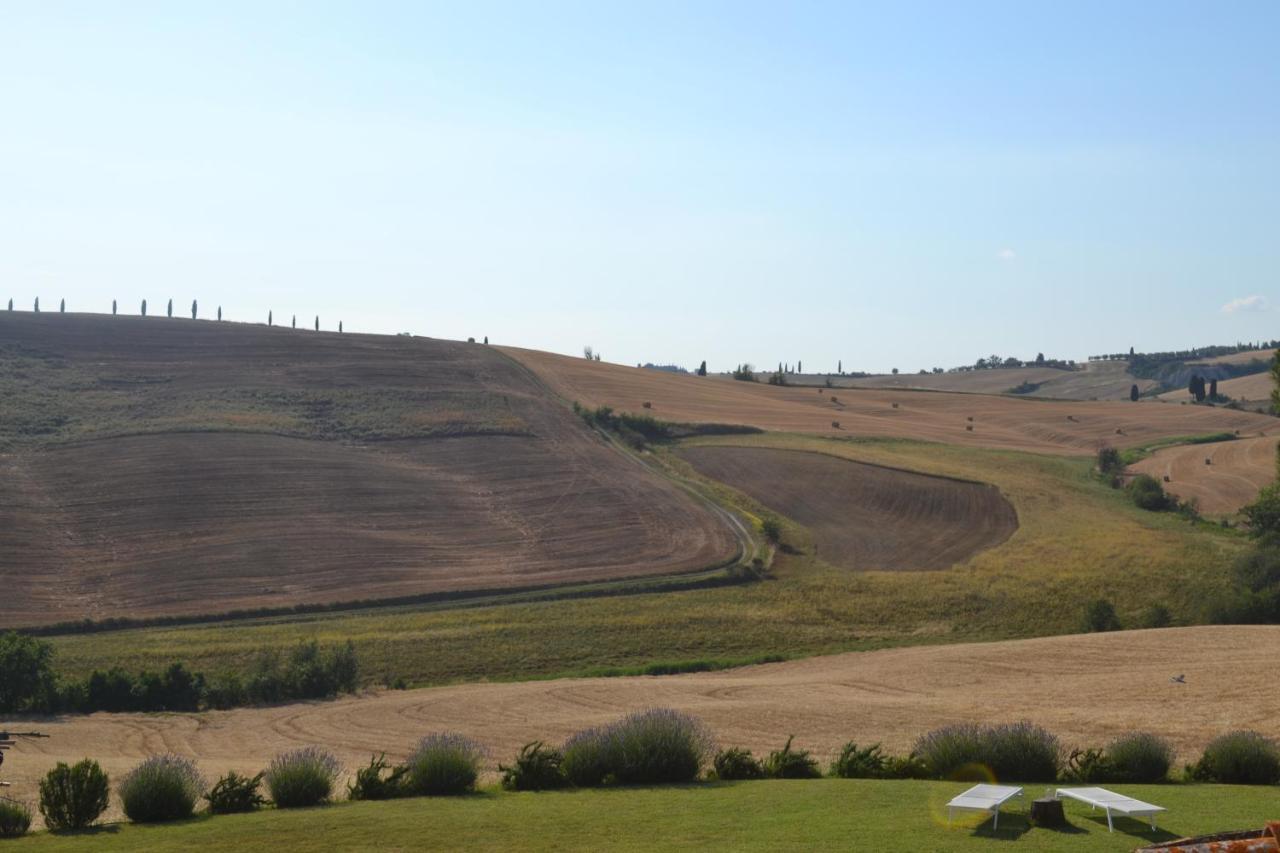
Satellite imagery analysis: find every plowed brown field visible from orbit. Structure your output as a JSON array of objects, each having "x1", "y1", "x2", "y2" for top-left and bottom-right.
[
  {"x1": 504, "y1": 347, "x2": 1275, "y2": 455},
  {"x1": 678, "y1": 446, "x2": 1016, "y2": 570},
  {"x1": 0, "y1": 314, "x2": 737, "y2": 626},
  {"x1": 5, "y1": 626, "x2": 1274, "y2": 819},
  {"x1": 1129, "y1": 436, "x2": 1279, "y2": 515}
]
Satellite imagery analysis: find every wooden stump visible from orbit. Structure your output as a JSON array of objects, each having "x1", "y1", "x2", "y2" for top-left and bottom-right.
[{"x1": 1030, "y1": 797, "x2": 1066, "y2": 827}]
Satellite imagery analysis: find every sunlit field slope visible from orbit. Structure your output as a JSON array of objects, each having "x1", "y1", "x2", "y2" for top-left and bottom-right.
[
  {"x1": 1129, "y1": 435, "x2": 1280, "y2": 515},
  {"x1": 0, "y1": 313, "x2": 736, "y2": 626}
]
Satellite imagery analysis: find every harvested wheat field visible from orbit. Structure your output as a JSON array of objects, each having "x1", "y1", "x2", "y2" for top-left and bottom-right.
[
  {"x1": 1129, "y1": 435, "x2": 1280, "y2": 515},
  {"x1": 505, "y1": 346, "x2": 1274, "y2": 455},
  {"x1": 678, "y1": 446, "x2": 1016, "y2": 570},
  {"x1": 1159, "y1": 372, "x2": 1275, "y2": 407},
  {"x1": 4, "y1": 626, "x2": 1276, "y2": 817},
  {"x1": 837, "y1": 359, "x2": 1155, "y2": 401},
  {"x1": 0, "y1": 314, "x2": 737, "y2": 626}
]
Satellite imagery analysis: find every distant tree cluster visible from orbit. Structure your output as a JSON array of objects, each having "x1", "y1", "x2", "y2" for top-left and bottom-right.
[
  {"x1": 959, "y1": 353, "x2": 1076, "y2": 371},
  {"x1": 1092, "y1": 342, "x2": 1279, "y2": 363},
  {"x1": 731, "y1": 364, "x2": 758, "y2": 382}
]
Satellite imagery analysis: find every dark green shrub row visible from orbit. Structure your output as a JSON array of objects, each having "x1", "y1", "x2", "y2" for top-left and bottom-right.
[{"x1": 0, "y1": 632, "x2": 358, "y2": 714}]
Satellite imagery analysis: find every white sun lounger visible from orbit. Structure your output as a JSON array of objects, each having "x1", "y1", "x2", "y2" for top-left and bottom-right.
[
  {"x1": 946, "y1": 784, "x2": 1024, "y2": 830},
  {"x1": 1055, "y1": 787, "x2": 1166, "y2": 832}
]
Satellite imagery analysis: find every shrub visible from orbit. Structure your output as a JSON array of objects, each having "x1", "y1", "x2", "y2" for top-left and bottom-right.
[
  {"x1": 500, "y1": 741, "x2": 567, "y2": 791},
  {"x1": 0, "y1": 631, "x2": 56, "y2": 713},
  {"x1": 881, "y1": 754, "x2": 930, "y2": 779},
  {"x1": 264, "y1": 747, "x2": 340, "y2": 808},
  {"x1": 1105, "y1": 732, "x2": 1173, "y2": 783},
  {"x1": 1082, "y1": 598, "x2": 1122, "y2": 632},
  {"x1": 1064, "y1": 748, "x2": 1113, "y2": 783},
  {"x1": 38, "y1": 759, "x2": 110, "y2": 831},
  {"x1": 763, "y1": 736, "x2": 821, "y2": 779},
  {"x1": 830, "y1": 742, "x2": 887, "y2": 778},
  {"x1": 119, "y1": 754, "x2": 204, "y2": 823},
  {"x1": 712, "y1": 747, "x2": 764, "y2": 781},
  {"x1": 562, "y1": 726, "x2": 612, "y2": 787},
  {"x1": 606, "y1": 708, "x2": 711, "y2": 785},
  {"x1": 1139, "y1": 604, "x2": 1173, "y2": 629},
  {"x1": 1096, "y1": 446, "x2": 1122, "y2": 474},
  {"x1": 0, "y1": 799, "x2": 31, "y2": 838},
  {"x1": 205, "y1": 771, "x2": 267, "y2": 814},
  {"x1": 1127, "y1": 474, "x2": 1173, "y2": 511},
  {"x1": 406, "y1": 733, "x2": 484, "y2": 795},
  {"x1": 914, "y1": 722, "x2": 1060, "y2": 782},
  {"x1": 348, "y1": 754, "x2": 409, "y2": 801},
  {"x1": 761, "y1": 517, "x2": 782, "y2": 544},
  {"x1": 1189, "y1": 731, "x2": 1280, "y2": 785}
]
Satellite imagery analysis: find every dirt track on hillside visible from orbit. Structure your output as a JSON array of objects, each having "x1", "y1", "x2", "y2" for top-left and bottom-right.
[
  {"x1": 504, "y1": 347, "x2": 1275, "y2": 456},
  {"x1": 0, "y1": 315, "x2": 737, "y2": 626},
  {"x1": 4, "y1": 626, "x2": 1276, "y2": 814},
  {"x1": 679, "y1": 446, "x2": 1017, "y2": 570},
  {"x1": 1129, "y1": 436, "x2": 1279, "y2": 515}
]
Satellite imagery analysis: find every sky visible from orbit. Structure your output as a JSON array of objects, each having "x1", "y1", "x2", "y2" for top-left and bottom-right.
[{"x1": 2, "y1": 1, "x2": 1278, "y2": 373}]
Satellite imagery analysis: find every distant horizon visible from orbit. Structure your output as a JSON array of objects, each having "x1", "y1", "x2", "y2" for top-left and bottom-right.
[
  {"x1": 3, "y1": 3, "x2": 1277, "y2": 373},
  {"x1": 4, "y1": 302, "x2": 1275, "y2": 376}
]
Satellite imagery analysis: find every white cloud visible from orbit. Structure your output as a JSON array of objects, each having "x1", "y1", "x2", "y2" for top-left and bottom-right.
[
  {"x1": 996, "y1": 248, "x2": 1016, "y2": 261},
  {"x1": 1221, "y1": 295, "x2": 1269, "y2": 314}
]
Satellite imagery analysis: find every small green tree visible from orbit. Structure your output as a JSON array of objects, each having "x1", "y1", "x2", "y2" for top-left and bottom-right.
[
  {"x1": 112, "y1": 299, "x2": 117, "y2": 315},
  {"x1": 217, "y1": 305, "x2": 222, "y2": 321},
  {"x1": 141, "y1": 299, "x2": 147, "y2": 316},
  {"x1": 33, "y1": 297, "x2": 39, "y2": 313},
  {"x1": 191, "y1": 299, "x2": 197, "y2": 320},
  {"x1": 1129, "y1": 384, "x2": 1139, "y2": 402},
  {"x1": 167, "y1": 298, "x2": 173, "y2": 318},
  {"x1": 39, "y1": 760, "x2": 110, "y2": 830},
  {"x1": 59, "y1": 298, "x2": 65, "y2": 313},
  {"x1": 314, "y1": 316, "x2": 319, "y2": 331},
  {"x1": 1209, "y1": 378, "x2": 1218, "y2": 399},
  {"x1": 268, "y1": 310, "x2": 273, "y2": 326},
  {"x1": 0, "y1": 632, "x2": 56, "y2": 712},
  {"x1": 761, "y1": 517, "x2": 782, "y2": 544},
  {"x1": 697, "y1": 360, "x2": 707, "y2": 376},
  {"x1": 291, "y1": 315, "x2": 296, "y2": 329}
]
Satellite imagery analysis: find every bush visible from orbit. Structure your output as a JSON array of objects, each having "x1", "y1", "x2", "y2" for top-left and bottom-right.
[
  {"x1": 1082, "y1": 598, "x2": 1122, "y2": 632},
  {"x1": 1096, "y1": 447, "x2": 1122, "y2": 474},
  {"x1": 0, "y1": 799, "x2": 31, "y2": 838},
  {"x1": 712, "y1": 747, "x2": 764, "y2": 780},
  {"x1": 606, "y1": 708, "x2": 711, "y2": 785},
  {"x1": 561, "y1": 709, "x2": 711, "y2": 787},
  {"x1": 1127, "y1": 474, "x2": 1173, "y2": 511},
  {"x1": 500, "y1": 741, "x2": 567, "y2": 791},
  {"x1": 38, "y1": 759, "x2": 110, "y2": 831},
  {"x1": 119, "y1": 754, "x2": 205, "y2": 823},
  {"x1": 763, "y1": 736, "x2": 821, "y2": 779},
  {"x1": 881, "y1": 754, "x2": 930, "y2": 779},
  {"x1": 206, "y1": 771, "x2": 266, "y2": 814},
  {"x1": 1105, "y1": 732, "x2": 1173, "y2": 783},
  {"x1": 1189, "y1": 731, "x2": 1280, "y2": 785},
  {"x1": 264, "y1": 747, "x2": 341, "y2": 808},
  {"x1": 1064, "y1": 747, "x2": 1113, "y2": 783},
  {"x1": 1139, "y1": 604, "x2": 1173, "y2": 629},
  {"x1": 830, "y1": 742, "x2": 887, "y2": 778},
  {"x1": 761, "y1": 517, "x2": 782, "y2": 544},
  {"x1": 406, "y1": 733, "x2": 484, "y2": 795},
  {"x1": 348, "y1": 754, "x2": 409, "y2": 801},
  {"x1": 914, "y1": 722, "x2": 1060, "y2": 782},
  {"x1": 0, "y1": 632, "x2": 56, "y2": 713}
]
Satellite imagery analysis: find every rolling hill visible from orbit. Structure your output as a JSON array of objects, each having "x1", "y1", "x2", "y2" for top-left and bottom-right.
[{"x1": 0, "y1": 313, "x2": 738, "y2": 627}]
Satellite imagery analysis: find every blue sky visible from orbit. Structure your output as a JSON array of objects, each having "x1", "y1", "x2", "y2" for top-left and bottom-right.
[{"x1": 2, "y1": 1, "x2": 1277, "y2": 372}]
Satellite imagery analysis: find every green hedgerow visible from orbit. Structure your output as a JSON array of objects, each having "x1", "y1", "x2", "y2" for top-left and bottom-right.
[
  {"x1": 500, "y1": 741, "x2": 567, "y2": 791},
  {"x1": 763, "y1": 736, "x2": 821, "y2": 779},
  {"x1": 119, "y1": 754, "x2": 205, "y2": 823},
  {"x1": 205, "y1": 771, "x2": 267, "y2": 814},
  {"x1": 406, "y1": 733, "x2": 484, "y2": 796},
  {"x1": 712, "y1": 747, "x2": 765, "y2": 781},
  {"x1": 264, "y1": 747, "x2": 341, "y2": 808},
  {"x1": 0, "y1": 799, "x2": 32, "y2": 838},
  {"x1": 38, "y1": 759, "x2": 110, "y2": 831},
  {"x1": 1189, "y1": 731, "x2": 1280, "y2": 785},
  {"x1": 348, "y1": 754, "x2": 410, "y2": 801}
]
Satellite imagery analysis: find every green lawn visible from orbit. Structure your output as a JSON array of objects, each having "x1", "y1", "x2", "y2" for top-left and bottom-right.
[
  {"x1": 47, "y1": 436, "x2": 1247, "y2": 691},
  {"x1": 9, "y1": 781, "x2": 1277, "y2": 852}
]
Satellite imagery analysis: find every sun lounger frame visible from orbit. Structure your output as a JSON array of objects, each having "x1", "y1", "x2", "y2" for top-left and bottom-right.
[
  {"x1": 1055, "y1": 786, "x2": 1166, "y2": 832},
  {"x1": 946, "y1": 784, "x2": 1024, "y2": 830}
]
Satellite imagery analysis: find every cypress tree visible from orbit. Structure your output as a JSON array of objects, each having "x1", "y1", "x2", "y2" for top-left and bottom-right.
[
  {"x1": 167, "y1": 298, "x2": 173, "y2": 318},
  {"x1": 1129, "y1": 384, "x2": 1139, "y2": 402},
  {"x1": 697, "y1": 360, "x2": 707, "y2": 376},
  {"x1": 33, "y1": 297, "x2": 39, "y2": 312},
  {"x1": 141, "y1": 299, "x2": 147, "y2": 316},
  {"x1": 60, "y1": 298, "x2": 65, "y2": 313},
  {"x1": 268, "y1": 310, "x2": 273, "y2": 326},
  {"x1": 838, "y1": 360, "x2": 842, "y2": 374},
  {"x1": 217, "y1": 306, "x2": 222, "y2": 321},
  {"x1": 291, "y1": 315, "x2": 296, "y2": 329},
  {"x1": 112, "y1": 299, "x2": 117, "y2": 315},
  {"x1": 798, "y1": 360, "x2": 802, "y2": 373},
  {"x1": 6, "y1": 298, "x2": 11, "y2": 311},
  {"x1": 315, "y1": 316, "x2": 319, "y2": 331},
  {"x1": 340, "y1": 321, "x2": 344, "y2": 333},
  {"x1": 191, "y1": 299, "x2": 198, "y2": 320},
  {"x1": 1210, "y1": 378, "x2": 1218, "y2": 399}
]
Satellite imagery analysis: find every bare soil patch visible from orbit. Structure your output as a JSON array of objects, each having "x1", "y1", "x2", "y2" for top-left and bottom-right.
[
  {"x1": 504, "y1": 346, "x2": 1275, "y2": 456},
  {"x1": 679, "y1": 446, "x2": 1016, "y2": 570},
  {"x1": 1129, "y1": 436, "x2": 1279, "y2": 515},
  {"x1": 6, "y1": 626, "x2": 1276, "y2": 815}
]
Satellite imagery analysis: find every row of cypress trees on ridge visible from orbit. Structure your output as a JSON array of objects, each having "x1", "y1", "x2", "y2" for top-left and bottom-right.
[{"x1": 4, "y1": 297, "x2": 343, "y2": 332}]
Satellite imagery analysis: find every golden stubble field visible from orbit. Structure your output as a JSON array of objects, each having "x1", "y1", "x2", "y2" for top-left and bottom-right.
[{"x1": 6, "y1": 625, "x2": 1276, "y2": 823}]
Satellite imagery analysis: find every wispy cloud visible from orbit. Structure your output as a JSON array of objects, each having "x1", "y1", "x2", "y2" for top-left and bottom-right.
[
  {"x1": 996, "y1": 248, "x2": 1016, "y2": 262},
  {"x1": 1221, "y1": 294, "x2": 1268, "y2": 314}
]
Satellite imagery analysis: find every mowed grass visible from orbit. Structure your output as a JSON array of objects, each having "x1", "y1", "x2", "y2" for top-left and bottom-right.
[
  {"x1": 46, "y1": 435, "x2": 1248, "y2": 688},
  {"x1": 7, "y1": 781, "x2": 1276, "y2": 852}
]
